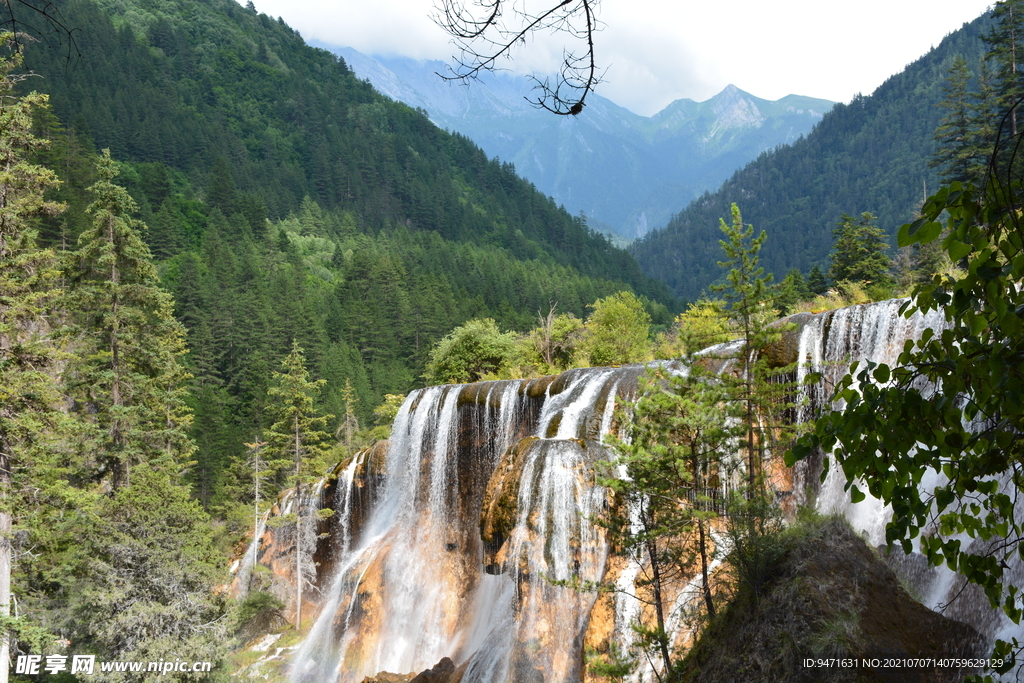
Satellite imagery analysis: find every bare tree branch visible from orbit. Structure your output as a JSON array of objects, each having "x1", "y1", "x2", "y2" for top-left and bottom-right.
[
  {"x1": 0, "y1": 0, "x2": 80, "y2": 67},
  {"x1": 432, "y1": 0, "x2": 602, "y2": 116}
]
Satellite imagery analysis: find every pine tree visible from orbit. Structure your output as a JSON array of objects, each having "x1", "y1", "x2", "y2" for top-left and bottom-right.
[
  {"x1": 264, "y1": 340, "x2": 333, "y2": 630},
  {"x1": 985, "y1": 0, "x2": 1024, "y2": 137},
  {"x1": 968, "y1": 60, "x2": 999, "y2": 182},
  {"x1": 604, "y1": 363, "x2": 735, "y2": 676},
  {"x1": 828, "y1": 212, "x2": 893, "y2": 286},
  {"x1": 931, "y1": 56, "x2": 976, "y2": 184},
  {"x1": 806, "y1": 265, "x2": 828, "y2": 296},
  {"x1": 0, "y1": 35, "x2": 65, "y2": 682},
  {"x1": 711, "y1": 204, "x2": 775, "y2": 491},
  {"x1": 66, "y1": 150, "x2": 194, "y2": 489}
]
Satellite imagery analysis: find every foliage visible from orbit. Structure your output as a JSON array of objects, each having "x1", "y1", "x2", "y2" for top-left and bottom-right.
[
  {"x1": 673, "y1": 299, "x2": 733, "y2": 354},
  {"x1": 580, "y1": 291, "x2": 652, "y2": 367},
  {"x1": 0, "y1": 33, "x2": 66, "y2": 673},
  {"x1": 828, "y1": 212, "x2": 893, "y2": 287},
  {"x1": 787, "y1": 178, "x2": 1024, "y2": 675},
  {"x1": 424, "y1": 318, "x2": 517, "y2": 385},
  {"x1": 263, "y1": 340, "x2": 333, "y2": 630},
  {"x1": 722, "y1": 493, "x2": 785, "y2": 602},
  {"x1": 528, "y1": 306, "x2": 585, "y2": 372},
  {"x1": 984, "y1": 0, "x2": 1024, "y2": 138},
  {"x1": 931, "y1": 55, "x2": 987, "y2": 184},
  {"x1": 19, "y1": 0, "x2": 671, "y2": 307},
  {"x1": 61, "y1": 468, "x2": 228, "y2": 680},
  {"x1": 234, "y1": 590, "x2": 285, "y2": 639},
  {"x1": 712, "y1": 204, "x2": 795, "y2": 490},
  {"x1": 372, "y1": 394, "x2": 406, "y2": 427},
  {"x1": 264, "y1": 340, "x2": 334, "y2": 489},
  {"x1": 600, "y1": 209, "x2": 793, "y2": 681},
  {"x1": 65, "y1": 150, "x2": 195, "y2": 489},
  {"x1": 773, "y1": 269, "x2": 811, "y2": 315}
]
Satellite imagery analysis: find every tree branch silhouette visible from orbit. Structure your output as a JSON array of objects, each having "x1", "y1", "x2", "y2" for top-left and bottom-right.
[
  {"x1": 432, "y1": 0, "x2": 601, "y2": 116},
  {"x1": 1, "y1": 0, "x2": 79, "y2": 66}
]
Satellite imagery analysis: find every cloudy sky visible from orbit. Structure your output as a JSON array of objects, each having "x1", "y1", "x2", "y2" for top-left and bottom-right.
[{"x1": 250, "y1": 0, "x2": 994, "y2": 116}]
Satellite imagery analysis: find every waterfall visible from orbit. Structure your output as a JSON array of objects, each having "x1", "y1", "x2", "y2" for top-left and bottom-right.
[
  {"x1": 242, "y1": 300, "x2": 1016, "y2": 682},
  {"x1": 284, "y1": 368, "x2": 646, "y2": 682},
  {"x1": 792, "y1": 299, "x2": 948, "y2": 542}
]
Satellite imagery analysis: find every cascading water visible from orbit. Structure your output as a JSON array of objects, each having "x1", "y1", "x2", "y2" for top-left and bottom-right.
[
  {"x1": 284, "y1": 367, "x2": 645, "y2": 683},
  {"x1": 241, "y1": 299, "x2": 1017, "y2": 683},
  {"x1": 791, "y1": 299, "x2": 1022, "y2": 675}
]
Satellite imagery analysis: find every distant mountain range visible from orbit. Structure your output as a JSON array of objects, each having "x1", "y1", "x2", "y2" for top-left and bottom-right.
[
  {"x1": 631, "y1": 14, "x2": 991, "y2": 301},
  {"x1": 321, "y1": 44, "x2": 833, "y2": 240}
]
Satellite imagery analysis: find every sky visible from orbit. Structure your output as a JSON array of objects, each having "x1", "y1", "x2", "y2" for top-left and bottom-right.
[{"x1": 250, "y1": 0, "x2": 995, "y2": 117}]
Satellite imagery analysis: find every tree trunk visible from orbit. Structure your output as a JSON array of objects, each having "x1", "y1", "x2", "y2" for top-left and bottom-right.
[
  {"x1": 697, "y1": 519, "x2": 715, "y2": 620},
  {"x1": 1, "y1": 443, "x2": 12, "y2": 683},
  {"x1": 642, "y1": 509, "x2": 672, "y2": 678},
  {"x1": 294, "y1": 417, "x2": 302, "y2": 630}
]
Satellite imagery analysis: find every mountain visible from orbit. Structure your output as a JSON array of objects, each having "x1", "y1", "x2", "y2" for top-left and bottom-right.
[
  {"x1": 24, "y1": 0, "x2": 667, "y2": 302},
  {"x1": 632, "y1": 14, "x2": 992, "y2": 301},
  {"x1": 12, "y1": 0, "x2": 676, "y2": 519},
  {"x1": 327, "y1": 46, "x2": 833, "y2": 240}
]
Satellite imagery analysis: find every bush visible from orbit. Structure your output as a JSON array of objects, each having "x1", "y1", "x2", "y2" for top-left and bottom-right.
[
  {"x1": 424, "y1": 318, "x2": 517, "y2": 384},
  {"x1": 235, "y1": 591, "x2": 286, "y2": 638}
]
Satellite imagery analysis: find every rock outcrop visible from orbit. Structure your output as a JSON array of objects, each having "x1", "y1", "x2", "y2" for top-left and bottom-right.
[{"x1": 679, "y1": 518, "x2": 985, "y2": 683}]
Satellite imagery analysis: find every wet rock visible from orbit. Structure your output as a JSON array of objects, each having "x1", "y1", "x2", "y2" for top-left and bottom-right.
[
  {"x1": 359, "y1": 673, "x2": 416, "y2": 683},
  {"x1": 409, "y1": 656, "x2": 456, "y2": 683},
  {"x1": 479, "y1": 436, "x2": 538, "y2": 569}
]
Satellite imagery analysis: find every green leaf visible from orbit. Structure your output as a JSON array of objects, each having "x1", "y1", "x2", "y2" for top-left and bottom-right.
[
  {"x1": 872, "y1": 365, "x2": 890, "y2": 384},
  {"x1": 946, "y1": 239, "x2": 972, "y2": 261},
  {"x1": 917, "y1": 221, "x2": 943, "y2": 244},
  {"x1": 803, "y1": 371, "x2": 823, "y2": 385},
  {"x1": 850, "y1": 485, "x2": 866, "y2": 504}
]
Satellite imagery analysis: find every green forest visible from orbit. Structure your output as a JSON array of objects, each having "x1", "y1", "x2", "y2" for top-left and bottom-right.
[{"x1": 632, "y1": 13, "x2": 992, "y2": 301}]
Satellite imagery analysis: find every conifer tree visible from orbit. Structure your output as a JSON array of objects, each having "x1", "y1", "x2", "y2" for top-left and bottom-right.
[
  {"x1": 264, "y1": 340, "x2": 333, "y2": 629},
  {"x1": 828, "y1": 212, "x2": 892, "y2": 287},
  {"x1": 968, "y1": 60, "x2": 999, "y2": 182},
  {"x1": 711, "y1": 204, "x2": 776, "y2": 491},
  {"x1": 931, "y1": 56, "x2": 976, "y2": 184},
  {"x1": 985, "y1": 0, "x2": 1024, "y2": 137},
  {"x1": 0, "y1": 36, "x2": 64, "y2": 682},
  {"x1": 604, "y1": 363, "x2": 735, "y2": 677},
  {"x1": 806, "y1": 265, "x2": 828, "y2": 296},
  {"x1": 66, "y1": 150, "x2": 194, "y2": 489}
]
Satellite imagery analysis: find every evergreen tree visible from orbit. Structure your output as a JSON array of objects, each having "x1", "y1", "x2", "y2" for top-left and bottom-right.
[
  {"x1": 263, "y1": 340, "x2": 333, "y2": 629},
  {"x1": 0, "y1": 36, "x2": 65, "y2": 680},
  {"x1": 774, "y1": 268, "x2": 810, "y2": 314},
  {"x1": 968, "y1": 59, "x2": 999, "y2": 182},
  {"x1": 931, "y1": 56, "x2": 977, "y2": 184},
  {"x1": 63, "y1": 468, "x2": 228, "y2": 674},
  {"x1": 66, "y1": 150, "x2": 195, "y2": 489},
  {"x1": 985, "y1": 0, "x2": 1024, "y2": 137},
  {"x1": 806, "y1": 265, "x2": 829, "y2": 296},
  {"x1": 603, "y1": 206, "x2": 792, "y2": 681},
  {"x1": 711, "y1": 204, "x2": 776, "y2": 491},
  {"x1": 828, "y1": 212, "x2": 893, "y2": 287},
  {"x1": 604, "y1": 363, "x2": 735, "y2": 679}
]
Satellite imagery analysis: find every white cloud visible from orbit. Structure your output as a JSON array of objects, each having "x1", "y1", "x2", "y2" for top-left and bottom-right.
[{"x1": 250, "y1": 0, "x2": 994, "y2": 116}]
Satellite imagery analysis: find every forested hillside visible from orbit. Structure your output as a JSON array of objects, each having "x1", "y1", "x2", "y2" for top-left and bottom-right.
[
  {"x1": 632, "y1": 13, "x2": 990, "y2": 301},
  {"x1": 11, "y1": 0, "x2": 674, "y2": 517},
  {"x1": 338, "y1": 47, "x2": 832, "y2": 240},
  {"x1": 27, "y1": 0, "x2": 665, "y2": 292}
]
